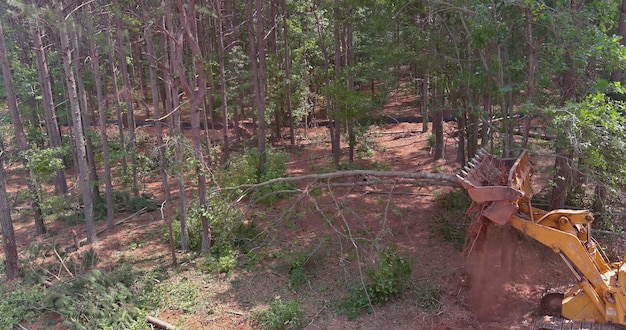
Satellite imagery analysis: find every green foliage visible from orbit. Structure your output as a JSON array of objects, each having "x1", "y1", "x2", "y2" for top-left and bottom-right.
[
  {"x1": 427, "y1": 134, "x2": 436, "y2": 148},
  {"x1": 5, "y1": 265, "x2": 158, "y2": 329},
  {"x1": 254, "y1": 297, "x2": 304, "y2": 330},
  {"x1": 0, "y1": 285, "x2": 44, "y2": 327},
  {"x1": 219, "y1": 148, "x2": 293, "y2": 204},
  {"x1": 337, "y1": 248, "x2": 412, "y2": 319},
  {"x1": 367, "y1": 248, "x2": 412, "y2": 303},
  {"x1": 431, "y1": 190, "x2": 472, "y2": 251},
  {"x1": 40, "y1": 194, "x2": 72, "y2": 221},
  {"x1": 151, "y1": 277, "x2": 200, "y2": 313},
  {"x1": 92, "y1": 190, "x2": 159, "y2": 220},
  {"x1": 287, "y1": 252, "x2": 311, "y2": 290},
  {"x1": 23, "y1": 147, "x2": 66, "y2": 181},
  {"x1": 44, "y1": 267, "x2": 140, "y2": 328},
  {"x1": 204, "y1": 248, "x2": 239, "y2": 274},
  {"x1": 547, "y1": 88, "x2": 626, "y2": 228},
  {"x1": 168, "y1": 197, "x2": 251, "y2": 257}
]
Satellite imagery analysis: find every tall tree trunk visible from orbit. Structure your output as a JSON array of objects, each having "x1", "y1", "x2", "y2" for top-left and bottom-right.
[
  {"x1": 0, "y1": 153, "x2": 18, "y2": 280},
  {"x1": 161, "y1": 0, "x2": 189, "y2": 251},
  {"x1": 256, "y1": 0, "x2": 267, "y2": 174},
  {"x1": 331, "y1": 2, "x2": 342, "y2": 167},
  {"x1": 87, "y1": 3, "x2": 115, "y2": 231},
  {"x1": 432, "y1": 81, "x2": 444, "y2": 160},
  {"x1": 421, "y1": 73, "x2": 430, "y2": 133},
  {"x1": 248, "y1": 0, "x2": 266, "y2": 171},
  {"x1": 457, "y1": 109, "x2": 466, "y2": 165},
  {"x1": 521, "y1": 5, "x2": 536, "y2": 149},
  {"x1": 59, "y1": 12, "x2": 97, "y2": 244},
  {"x1": 114, "y1": 1, "x2": 139, "y2": 197},
  {"x1": 132, "y1": 32, "x2": 148, "y2": 117},
  {"x1": 216, "y1": 0, "x2": 231, "y2": 162},
  {"x1": 31, "y1": 19, "x2": 67, "y2": 194},
  {"x1": 71, "y1": 19, "x2": 100, "y2": 200},
  {"x1": 105, "y1": 13, "x2": 128, "y2": 181},
  {"x1": 0, "y1": 21, "x2": 46, "y2": 235},
  {"x1": 281, "y1": 0, "x2": 294, "y2": 146},
  {"x1": 0, "y1": 24, "x2": 20, "y2": 280},
  {"x1": 175, "y1": 0, "x2": 211, "y2": 254},
  {"x1": 164, "y1": 0, "x2": 188, "y2": 251},
  {"x1": 145, "y1": 7, "x2": 177, "y2": 265},
  {"x1": 482, "y1": 93, "x2": 492, "y2": 148},
  {"x1": 347, "y1": 23, "x2": 356, "y2": 163}
]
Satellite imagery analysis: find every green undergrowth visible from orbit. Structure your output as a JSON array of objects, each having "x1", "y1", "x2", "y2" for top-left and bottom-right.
[
  {"x1": 0, "y1": 264, "x2": 161, "y2": 329},
  {"x1": 430, "y1": 189, "x2": 472, "y2": 251},
  {"x1": 253, "y1": 297, "x2": 304, "y2": 330},
  {"x1": 337, "y1": 247, "x2": 412, "y2": 319}
]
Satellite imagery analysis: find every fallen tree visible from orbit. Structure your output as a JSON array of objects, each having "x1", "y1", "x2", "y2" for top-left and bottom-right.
[{"x1": 215, "y1": 170, "x2": 461, "y2": 193}]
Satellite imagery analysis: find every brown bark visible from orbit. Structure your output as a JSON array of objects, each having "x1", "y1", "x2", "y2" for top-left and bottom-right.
[
  {"x1": 31, "y1": 18, "x2": 68, "y2": 194},
  {"x1": 105, "y1": 13, "x2": 128, "y2": 180},
  {"x1": 347, "y1": 23, "x2": 356, "y2": 163},
  {"x1": 71, "y1": 17, "x2": 100, "y2": 200},
  {"x1": 521, "y1": 5, "x2": 536, "y2": 149},
  {"x1": 86, "y1": 3, "x2": 115, "y2": 231},
  {"x1": 146, "y1": 316, "x2": 177, "y2": 330},
  {"x1": 215, "y1": 0, "x2": 231, "y2": 162},
  {"x1": 114, "y1": 0, "x2": 139, "y2": 197},
  {"x1": 59, "y1": 11, "x2": 97, "y2": 243},
  {"x1": 331, "y1": 1, "x2": 342, "y2": 167},
  {"x1": 247, "y1": 0, "x2": 268, "y2": 171},
  {"x1": 0, "y1": 154, "x2": 18, "y2": 280},
  {"x1": 162, "y1": 0, "x2": 189, "y2": 251},
  {"x1": 174, "y1": 0, "x2": 211, "y2": 253},
  {"x1": 0, "y1": 20, "x2": 46, "y2": 235},
  {"x1": 421, "y1": 74, "x2": 430, "y2": 133},
  {"x1": 256, "y1": 0, "x2": 268, "y2": 173},
  {"x1": 218, "y1": 170, "x2": 461, "y2": 192},
  {"x1": 0, "y1": 23, "x2": 20, "y2": 280},
  {"x1": 433, "y1": 82, "x2": 444, "y2": 160},
  {"x1": 282, "y1": 0, "x2": 294, "y2": 146},
  {"x1": 145, "y1": 9, "x2": 177, "y2": 266}
]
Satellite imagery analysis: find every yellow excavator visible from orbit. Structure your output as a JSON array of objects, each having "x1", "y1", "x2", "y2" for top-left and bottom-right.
[{"x1": 457, "y1": 149, "x2": 626, "y2": 329}]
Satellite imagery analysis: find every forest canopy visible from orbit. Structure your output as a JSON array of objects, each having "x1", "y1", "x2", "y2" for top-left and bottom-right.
[{"x1": 0, "y1": 2, "x2": 625, "y2": 327}]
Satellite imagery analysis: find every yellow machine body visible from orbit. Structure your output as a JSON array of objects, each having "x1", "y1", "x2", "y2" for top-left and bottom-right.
[{"x1": 457, "y1": 149, "x2": 626, "y2": 327}]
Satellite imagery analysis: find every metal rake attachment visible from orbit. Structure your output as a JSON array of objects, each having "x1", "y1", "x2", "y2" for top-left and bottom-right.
[{"x1": 456, "y1": 149, "x2": 533, "y2": 225}]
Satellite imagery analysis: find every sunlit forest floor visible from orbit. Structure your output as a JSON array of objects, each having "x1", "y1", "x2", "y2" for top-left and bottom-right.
[{"x1": 4, "y1": 88, "x2": 626, "y2": 329}]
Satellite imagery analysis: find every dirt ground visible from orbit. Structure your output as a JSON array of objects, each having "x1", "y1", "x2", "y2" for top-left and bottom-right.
[{"x1": 1, "y1": 89, "x2": 605, "y2": 329}]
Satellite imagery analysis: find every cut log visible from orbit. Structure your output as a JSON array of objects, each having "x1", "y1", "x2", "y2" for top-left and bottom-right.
[{"x1": 146, "y1": 316, "x2": 176, "y2": 330}]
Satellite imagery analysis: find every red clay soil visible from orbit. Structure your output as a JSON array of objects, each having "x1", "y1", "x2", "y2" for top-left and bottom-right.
[{"x1": 1, "y1": 90, "x2": 601, "y2": 329}]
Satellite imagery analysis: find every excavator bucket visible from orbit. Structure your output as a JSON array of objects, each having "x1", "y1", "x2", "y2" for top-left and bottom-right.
[{"x1": 456, "y1": 149, "x2": 533, "y2": 225}]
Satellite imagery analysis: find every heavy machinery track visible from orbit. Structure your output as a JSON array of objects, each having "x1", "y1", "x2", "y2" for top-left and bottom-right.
[{"x1": 533, "y1": 316, "x2": 626, "y2": 330}]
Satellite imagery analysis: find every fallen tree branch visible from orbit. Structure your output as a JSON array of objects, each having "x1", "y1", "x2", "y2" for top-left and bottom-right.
[
  {"x1": 53, "y1": 245, "x2": 74, "y2": 278},
  {"x1": 215, "y1": 170, "x2": 461, "y2": 193},
  {"x1": 146, "y1": 316, "x2": 177, "y2": 330}
]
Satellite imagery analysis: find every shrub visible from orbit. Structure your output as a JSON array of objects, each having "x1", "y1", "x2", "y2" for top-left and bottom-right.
[
  {"x1": 254, "y1": 297, "x2": 304, "y2": 330},
  {"x1": 218, "y1": 148, "x2": 293, "y2": 204},
  {"x1": 337, "y1": 248, "x2": 412, "y2": 319},
  {"x1": 431, "y1": 190, "x2": 472, "y2": 251},
  {"x1": 287, "y1": 253, "x2": 310, "y2": 290},
  {"x1": 0, "y1": 265, "x2": 159, "y2": 329},
  {"x1": 43, "y1": 265, "x2": 148, "y2": 329},
  {"x1": 0, "y1": 285, "x2": 44, "y2": 327},
  {"x1": 168, "y1": 197, "x2": 251, "y2": 256}
]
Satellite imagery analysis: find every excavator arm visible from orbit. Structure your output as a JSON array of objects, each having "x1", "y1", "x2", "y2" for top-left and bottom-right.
[{"x1": 457, "y1": 149, "x2": 626, "y2": 328}]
